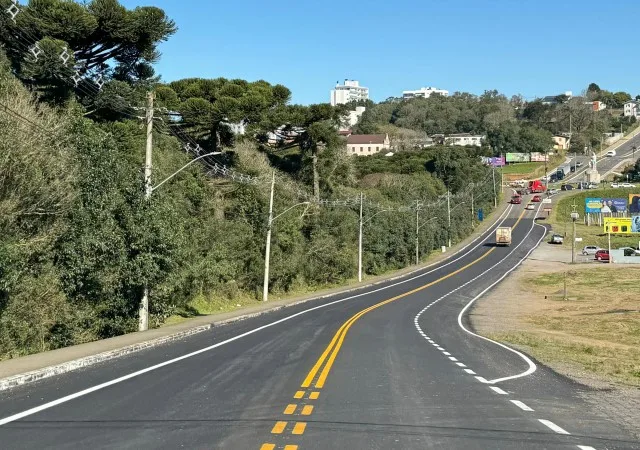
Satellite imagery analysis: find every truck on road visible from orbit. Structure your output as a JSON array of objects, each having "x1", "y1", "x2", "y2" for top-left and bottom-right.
[
  {"x1": 556, "y1": 164, "x2": 571, "y2": 180},
  {"x1": 528, "y1": 180, "x2": 546, "y2": 193},
  {"x1": 495, "y1": 227, "x2": 512, "y2": 246}
]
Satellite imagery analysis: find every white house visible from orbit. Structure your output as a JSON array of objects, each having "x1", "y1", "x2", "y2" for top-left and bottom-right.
[
  {"x1": 584, "y1": 100, "x2": 606, "y2": 111},
  {"x1": 624, "y1": 101, "x2": 640, "y2": 118},
  {"x1": 340, "y1": 106, "x2": 366, "y2": 130},
  {"x1": 445, "y1": 133, "x2": 484, "y2": 147},
  {"x1": 402, "y1": 87, "x2": 449, "y2": 100},
  {"x1": 346, "y1": 134, "x2": 390, "y2": 156},
  {"x1": 552, "y1": 134, "x2": 571, "y2": 150},
  {"x1": 330, "y1": 79, "x2": 369, "y2": 106}
]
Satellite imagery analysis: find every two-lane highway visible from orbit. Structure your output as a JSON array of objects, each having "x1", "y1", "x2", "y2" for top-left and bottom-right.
[{"x1": 0, "y1": 202, "x2": 637, "y2": 449}]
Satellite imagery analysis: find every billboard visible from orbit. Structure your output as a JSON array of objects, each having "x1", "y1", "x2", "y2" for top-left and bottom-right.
[
  {"x1": 633, "y1": 215, "x2": 640, "y2": 233},
  {"x1": 530, "y1": 152, "x2": 548, "y2": 162},
  {"x1": 506, "y1": 152, "x2": 529, "y2": 163},
  {"x1": 585, "y1": 198, "x2": 627, "y2": 213},
  {"x1": 481, "y1": 156, "x2": 506, "y2": 167},
  {"x1": 604, "y1": 217, "x2": 632, "y2": 234},
  {"x1": 629, "y1": 194, "x2": 640, "y2": 213}
]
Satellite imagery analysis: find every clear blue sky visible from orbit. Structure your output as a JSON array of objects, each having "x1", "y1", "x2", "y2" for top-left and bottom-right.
[{"x1": 121, "y1": 0, "x2": 640, "y2": 105}]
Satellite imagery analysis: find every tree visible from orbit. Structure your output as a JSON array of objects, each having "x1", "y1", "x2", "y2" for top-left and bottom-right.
[
  {"x1": 0, "y1": 0, "x2": 176, "y2": 101},
  {"x1": 587, "y1": 83, "x2": 601, "y2": 93}
]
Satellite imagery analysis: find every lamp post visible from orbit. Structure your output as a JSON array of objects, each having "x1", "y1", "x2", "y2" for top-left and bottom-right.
[
  {"x1": 357, "y1": 197, "x2": 391, "y2": 280},
  {"x1": 139, "y1": 150, "x2": 221, "y2": 331},
  {"x1": 570, "y1": 207, "x2": 579, "y2": 264},
  {"x1": 263, "y1": 172, "x2": 310, "y2": 301}
]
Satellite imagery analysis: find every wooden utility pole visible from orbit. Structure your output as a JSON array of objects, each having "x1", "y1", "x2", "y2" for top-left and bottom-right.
[{"x1": 139, "y1": 91, "x2": 154, "y2": 332}]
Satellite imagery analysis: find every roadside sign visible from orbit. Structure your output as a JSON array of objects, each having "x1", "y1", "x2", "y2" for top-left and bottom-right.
[
  {"x1": 478, "y1": 208, "x2": 484, "y2": 222},
  {"x1": 575, "y1": 237, "x2": 583, "y2": 242},
  {"x1": 542, "y1": 198, "x2": 552, "y2": 204},
  {"x1": 544, "y1": 207, "x2": 552, "y2": 212}
]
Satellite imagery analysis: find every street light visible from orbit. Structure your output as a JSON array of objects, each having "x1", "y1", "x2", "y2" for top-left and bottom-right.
[
  {"x1": 139, "y1": 150, "x2": 222, "y2": 331},
  {"x1": 263, "y1": 172, "x2": 310, "y2": 301},
  {"x1": 357, "y1": 194, "x2": 391, "y2": 282}
]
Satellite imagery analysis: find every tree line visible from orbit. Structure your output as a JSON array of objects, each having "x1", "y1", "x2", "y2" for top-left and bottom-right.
[{"x1": 0, "y1": 0, "x2": 498, "y2": 359}]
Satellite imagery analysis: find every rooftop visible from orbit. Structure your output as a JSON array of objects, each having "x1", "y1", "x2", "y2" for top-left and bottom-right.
[{"x1": 346, "y1": 134, "x2": 387, "y2": 145}]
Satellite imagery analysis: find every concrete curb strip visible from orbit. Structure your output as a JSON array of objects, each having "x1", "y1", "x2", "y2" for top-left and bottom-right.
[{"x1": 0, "y1": 200, "x2": 512, "y2": 392}]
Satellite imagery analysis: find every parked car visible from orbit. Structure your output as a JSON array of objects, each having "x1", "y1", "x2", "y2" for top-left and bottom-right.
[
  {"x1": 619, "y1": 183, "x2": 636, "y2": 188},
  {"x1": 582, "y1": 245, "x2": 600, "y2": 255},
  {"x1": 576, "y1": 161, "x2": 583, "y2": 167},
  {"x1": 547, "y1": 188, "x2": 559, "y2": 195},
  {"x1": 595, "y1": 249, "x2": 610, "y2": 261},
  {"x1": 550, "y1": 234, "x2": 564, "y2": 244},
  {"x1": 588, "y1": 183, "x2": 598, "y2": 189},
  {"x1": 577, "y1": 182, "x2": 589, "y2": 189},
  {"x1": 606, "y1": 150, "x2": 616, "y2": 157},
  {"x1": 619, "y1": 247, "x2": 640, "y2": 256},
  {"x1": 525, "y1": 203, "x2": 535, "y2": 210},
  {"x1": 610, "y1": 182, "x2": 619, "y2": 188},
  {"x1": 532, "y1": 195, "x2": 542, "y2": 202},
  {"x1": 561, "y1": 184, "x2": 574, "y2": 191}
]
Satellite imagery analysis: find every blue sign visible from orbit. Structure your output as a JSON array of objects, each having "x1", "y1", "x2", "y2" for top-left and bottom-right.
[
  {"x1": 478, "y1": 208, "x2": 484, "y2": 222},
  {"x1": 585, "y1": 198, "x2": 627, "y2": 213}
]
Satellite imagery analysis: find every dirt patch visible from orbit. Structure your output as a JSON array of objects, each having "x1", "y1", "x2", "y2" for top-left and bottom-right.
[{"x1": 471, "y1": 241, "x2": 640, "y2": 438}]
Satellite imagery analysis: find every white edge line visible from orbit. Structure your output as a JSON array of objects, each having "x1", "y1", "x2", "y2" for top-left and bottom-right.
[
  {"x1": 576, "y1": 446, "x2": 597, "y2": 450},
  {"x1": 456, "y1": 203, "x2": 547, "y2": 384},
  {"x1": 538, "y1": 419, "x2": 570, "y2": 435},
  {"x1": 0, "y1": 204, "x2": 514, "y2": 426},
  {"x1": 510, "y1": 399, "x2": 534, "y2": 411}
]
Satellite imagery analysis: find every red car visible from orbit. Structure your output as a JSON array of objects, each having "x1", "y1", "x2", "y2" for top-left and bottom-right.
[
  {"x1": 532, "y1": 195, "x2": 542, "y2": 202},
  {"x1": 511, "y1": 195, "x2": 522, "y2": 204},
  {"x1": 595, "y1": 250, "x2": 610, "y2": 262}
]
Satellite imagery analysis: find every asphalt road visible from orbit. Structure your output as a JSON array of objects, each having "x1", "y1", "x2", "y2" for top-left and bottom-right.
[
  {"x1": 562, "y1": 133, "x2": 640, "y2": 184},
  {"x1": 0, "y1": 202, "x2": 638, "y2": 449}
]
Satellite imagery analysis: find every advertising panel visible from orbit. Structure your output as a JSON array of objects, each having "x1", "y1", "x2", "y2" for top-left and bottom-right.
[
  {"x1": 505, "y1": 152, "x2": 529, "y2": 163},
  {"x1": 585, "y1": 198, "x2": 627, "y2": 213},
  {"x1": 633, "y1": 215, "x2": 640, "y2": 233},
  {"x1": 530, "y1": 152, "x2": 548, "y2": 162},
  {"x1": 604, "y1": 217, "x2": 632, "y2": 234},
  {"x1": 481, "y1": 156, "x2": 506, "y2": 167},
  {"x1": 629, "y1": 194, "x2": 640, "y2": 213}
]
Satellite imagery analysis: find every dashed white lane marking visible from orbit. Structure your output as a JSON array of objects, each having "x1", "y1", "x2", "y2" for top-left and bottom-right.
[
  {"x1": 442, "y1": 351, "x2": 451, "y2": 355},
  {"x1": 464, "y1": 369, "x2": 476, "y2": 375},
  {"x1": 456, "y1": 362, "x2": 466, "y2": 367},
  {"x1": 448, "y1": 357, "x2": 457, "y2": 361},
  {"x1": 475, "y1": 376, "x2": 489, "y2": 383},
  {"x1": 510, "y1": 400, "x2": 534, "y2": 411},
  {"x1": 576, "y1": 446, "x2": 596, "y2": 450},
  {"x1": 539, "y1": 419, "x2": 570, "y2": 435},
  {"x1": 490, "y1": 386, "x2": 508, "y2": 395}
]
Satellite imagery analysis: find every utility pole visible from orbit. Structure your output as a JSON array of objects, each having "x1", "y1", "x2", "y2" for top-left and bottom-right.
[
  {"x1": 447, "y1": 190, "x2": 452, "y2": 248},
  {"x1": 570, "y1": 204, "x2": 578, "y2": 264},
  {"x1": 492, "y1": 167, "x2": 497, "y2": 208},
  {"x1": 358, "y1": 192, "x2": 363, "y2": 282},
  {"x1": 471, "y1": 190, "x2": 474, "y2": 228},
  {"x1": 263, "y1": 172, "x2": 275, "y2": 301},
  {"x1": 139, "y1": 91, "x2": 154, "y2": 332},
  {"x1": 415, "y1": 200, "x2": 422, "y2": 265}
]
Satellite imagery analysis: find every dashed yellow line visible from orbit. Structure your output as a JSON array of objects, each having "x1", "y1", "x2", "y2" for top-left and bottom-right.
[
  {"x1": 292, "y1": 422, "x2": 307, "y2": 435},
  {"x1": 260, "y1": 444, "x2": 275, "y2": 450},
  {"x1": 309, "y1": 391, "x2": 320, "y2": 400},
  {"x1": 283, "y1": 404, "x2": 296, "y2": 415},
  {"x1": 301, "y1": 405, "x2": 313, "y2": 415},
  {"x1": 271, "y1": 421, "x2": 287, "y2": 434},
  {"x1": 293, "y1": 391, "x2": 304, "y2": 399},
  {"x1": 284, "y1": 445, "x2": 299, "y2": 450}
]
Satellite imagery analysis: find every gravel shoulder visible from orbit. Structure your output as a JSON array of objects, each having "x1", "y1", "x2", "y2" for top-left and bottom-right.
[{"x1": 471, "y1": 238, "x2": 640, "y2": 439}]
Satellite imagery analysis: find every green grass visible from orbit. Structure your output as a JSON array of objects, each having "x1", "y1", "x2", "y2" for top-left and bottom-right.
[{"x1": 490, "y1": 266, "x2": 640, "y2": 386}]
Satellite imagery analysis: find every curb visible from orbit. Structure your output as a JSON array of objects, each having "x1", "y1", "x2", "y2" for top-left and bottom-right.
[{"x1": 0, "y1": 201, "x2": 511, "y2": 392}]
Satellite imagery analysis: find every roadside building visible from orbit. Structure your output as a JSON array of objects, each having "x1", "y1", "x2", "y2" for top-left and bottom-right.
[
  {"x1": 340, "y1": 106, "x2": 366, "y2": 131},
  {"x1": 330, "y1": 79, "x2": 369, "y2": 106},
  {"x1": 444, "y1": 133, "x2": 484, "y2": 147},
  {"x1": 346, "y1": 134, "x2": 390, "y2": 156},
  {"x1": 584, "y1": 100, "x2": 606, "y2": 111},
  {"x1": 402, "y1": 87, "x2": 449, "y2": 100},
  {"x1": 624, "y1": 101, "x2": 640, "y2": 118},
  {"x1": 552, "y1": 134, "x2": 571, "y2": 150}
]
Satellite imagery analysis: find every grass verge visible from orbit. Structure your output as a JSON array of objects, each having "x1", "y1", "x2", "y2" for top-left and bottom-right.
[{"x1": 489, "y1": 267, "x2": 640, "y2": 386}]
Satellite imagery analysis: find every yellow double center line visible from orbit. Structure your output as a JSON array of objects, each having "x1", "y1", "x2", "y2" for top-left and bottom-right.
[{"x1": 302, "y1": 207, "x2": 529, "y2": 389}]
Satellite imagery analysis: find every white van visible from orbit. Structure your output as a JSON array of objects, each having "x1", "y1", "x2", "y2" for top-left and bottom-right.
[{"x1": 606, "y1": 150, "x2": 616, "y2": 157}]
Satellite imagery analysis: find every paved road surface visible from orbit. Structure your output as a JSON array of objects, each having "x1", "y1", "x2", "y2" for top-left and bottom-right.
[{"x1": 0, "y1": 203, "x2": 637, "y2": 449}]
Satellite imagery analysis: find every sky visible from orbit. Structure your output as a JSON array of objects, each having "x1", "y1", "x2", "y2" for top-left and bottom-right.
[{"x1": 121, "y1": 0, "x2": 640, "y2": 105}]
